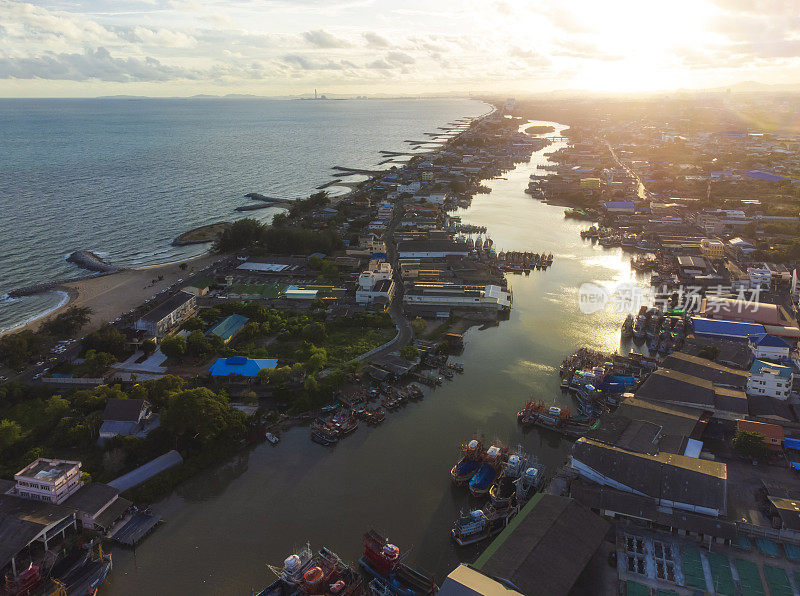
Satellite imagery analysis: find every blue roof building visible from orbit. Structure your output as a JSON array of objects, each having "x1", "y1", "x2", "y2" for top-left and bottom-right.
[
  {"x1": 755, "y1": 334, "x2": 790, "y2": 348},
  {"x1": 750, "y1": 359, "x2": 793, "y2": 379},
  {"x1": 209, "y1": 356, "x2": 277, "y2": 378},
  {"x1": 602, "y1": 201, "x2": 636, "y2": 213},
  {"x1": 691, "y1": 317, "x2": 765, "y2": 340},
  {"x1": 746, "y1": 170, "x2": 792, "y2": 183},
  {"x1": 207, "y1": 314, "x2": 249, "y2": 344}
]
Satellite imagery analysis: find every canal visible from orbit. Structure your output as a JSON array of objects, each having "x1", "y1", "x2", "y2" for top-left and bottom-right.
[{"x1": 106, "y1": 121, "x2": 648, "y2": 594}]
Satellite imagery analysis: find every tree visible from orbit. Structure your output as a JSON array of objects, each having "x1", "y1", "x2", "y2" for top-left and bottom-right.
[
  {"x1": 213, "y1": 218, "x2": 267, "y2": 252},
  {"x1": 179, "y1": 262, "x2": 188, "y2": 271},
  {"x1": 400, "y1": 345, "x2": 420, "y2": 361},
  {"x1": 40, "y1": 307, "x2": 92, "y2": 337},
  {"x1": 186, "y1": 330, "x2": 211, "y2": 358},
  {"x1": 412, "y1": 317, "x2": 427, "y2": 336},
  {"x1": 0, "y1": 419, "x2": 22, "y2": 452},
  {"x1": 83, "y1": 324, "x2": 128, "y2": 358},
  {"x1": 75, "y1": 350, "x2": 116, "y2": 377},
  {"x1": 142, "y1": 339, "x2": 156, "y2": 356},
  {"x1": 161, "y1": 388, "x2": 246, "y2": 445},
  {"x1": 733, "y1": 430, "x2": 767, "y2": 459},
  {"x1": 160, "y1": 335, "x2": 187, "y2": 361}
]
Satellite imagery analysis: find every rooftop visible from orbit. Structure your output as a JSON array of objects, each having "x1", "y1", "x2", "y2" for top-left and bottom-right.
[
  {"x1": 15, "y1": 458, "x2": 80, "y2": 482},
  {"x1": 102, "y1": 398, "x2": 147, "y2": 422},
  {"x1": 750, "y1": 359, "x2": 793, "y2": 379},
  {"x1": 209, "y1": 356, "x2": 278, "y2": 377},
  {"x1": 138, "y1": 291, "x2": 195, "y2": 324},
  {"x1": 206, "y1": 314, "x2": 249, "y2": 341},
  {"x1": 661, "y1": 352, "x2": 749, "y2": 389},
  {"x1": 472, "y1": 494, "x2": 609, "y2": 596}
]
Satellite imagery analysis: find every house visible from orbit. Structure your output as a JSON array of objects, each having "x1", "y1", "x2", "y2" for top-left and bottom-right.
[
  {"x1": 728, "y1": 237, "x2": 755, "y2": 257},
  {"x1": 750, "y1": 334, "x2": 791, "y2": 362},
  {"x1": 736, "y1": 419, "x2": 783, "y2": 452},
  {"x1": 134, "y1": 291, "x2": 196, "y2": 336},
  {"x1": 61, "y1": 482, "x2": 132, "y2": 531},
  {"x1": 209, "y1": 356, "x2": 277, "y2": 378},
  {"x1": 99, "y1": 398, "x2": 159, "y2": 440},
  {"x1": 747, "y1": 359, "x2": 793, "y2": 400},
  {"x1": 11, "y1": 459, "x2": 83, "y2": 505},
  {"x1": 747, "y1": 264, "x2": 772, "y2": 290},
  {"x1": 206, "y1": 314, "x2": 249, "y2": 344}
]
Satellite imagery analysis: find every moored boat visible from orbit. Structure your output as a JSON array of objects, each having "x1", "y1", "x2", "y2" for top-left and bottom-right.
[
  {"x1": 359, "y1": 531, "x2": 436, "y2": 595},
  {"x1": 489, "y1": 445, "x2": 528, "y2": 508},
  {"x1": 450, "y1": 439, "x2": 483, "y2": 485},
  {"x1": 450, "y1": 502, "x2": 517, "y2": 547},
  {"x1": 260, "y1": 544, "x2": 363, "y2": 596},
  {"x1": 468, "y1": 445, "x2": 506, "y2": 497}
]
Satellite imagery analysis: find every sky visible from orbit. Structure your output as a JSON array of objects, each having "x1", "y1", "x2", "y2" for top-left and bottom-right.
[{"x1": 1, "y1": 0, "x2": 800, "y2": 97}]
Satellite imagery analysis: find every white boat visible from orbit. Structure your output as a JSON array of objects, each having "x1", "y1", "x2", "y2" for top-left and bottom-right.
[
  {"x1": 515, "y1": 463, "x2": 545, "y2": 503},
  {"x1": 265, "y1": 432, "x2": 279, "y2": 445}
]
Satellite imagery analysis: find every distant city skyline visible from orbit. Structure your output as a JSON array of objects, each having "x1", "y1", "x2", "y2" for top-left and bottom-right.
[{"x1": 2, "y1": 0, "x2": 800, "y2": 97}]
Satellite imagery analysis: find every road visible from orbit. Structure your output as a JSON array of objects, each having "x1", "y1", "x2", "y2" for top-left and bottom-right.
[{"x1": 605, "y1": 140, "x2": 648, "y2": 200}]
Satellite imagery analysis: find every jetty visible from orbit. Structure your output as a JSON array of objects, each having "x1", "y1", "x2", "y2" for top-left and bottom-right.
[
  {"x1": 331, "y1": 166, "x2": 387, "y2": 176},
  {"x1": 244, "y1": 193, "x2": 294, "y2": 204},
  {"x1": 67, "y1": 250, "x2": 119, "y2": 274}
]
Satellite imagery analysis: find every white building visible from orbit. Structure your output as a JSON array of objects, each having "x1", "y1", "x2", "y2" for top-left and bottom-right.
[
  {"x1": 750, "y1": 334, "x2": 792, "y2": 362},
  {"x1": 12, "y1": 458, "x2": 83, "y2": 504},
  {"x1": 403, "y1": 284, "x2": 511, "y2": 311},
  {"x1": 747, "y1": 359, "x2": 793, "y2": 400},
  {"x1": 396, "y1": 240, "x2": 469, "y2": 259},
  {"x1": 356, "y1": 261, "x2": 395, "y2": 305},
  {"x1": 134, "y1": 291, "x2": 197, "y2": 336}
]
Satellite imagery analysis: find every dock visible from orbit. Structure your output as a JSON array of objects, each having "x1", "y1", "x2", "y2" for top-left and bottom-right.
[{"x1": 107, "y1": 510, "x2": 162, "y2": 546}]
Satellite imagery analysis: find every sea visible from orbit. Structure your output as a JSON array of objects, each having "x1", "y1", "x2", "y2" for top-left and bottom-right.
[{"x1": 0, "y1": 97, "x2": 490, "y2": 334}]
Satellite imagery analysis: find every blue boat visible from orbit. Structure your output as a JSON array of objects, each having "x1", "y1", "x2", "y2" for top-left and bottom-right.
[
  {"x1": 469, "y1": 445, "x2": 505, "y2": 497},
  {"x1": 450, "y1": 439, "x2": 483, "y2": 485}
]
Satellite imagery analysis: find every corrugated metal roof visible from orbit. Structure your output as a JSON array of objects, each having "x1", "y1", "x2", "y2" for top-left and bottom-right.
[
  {"x1": 108, "y1": 450, "x2": 184, "y2": 493},
  {"x1": 691, "y1": 317, "x2": 765, "y2": 339},
  {"x1": 207, "y1": 314, "x2": 249, "y2": 341}
]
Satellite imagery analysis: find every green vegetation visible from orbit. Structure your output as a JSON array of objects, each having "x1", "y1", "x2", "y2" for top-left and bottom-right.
[
  {"x1": 733, "y1": 430, "x2": 767, "y2": 459},
  {"x1": 74, "y1": 350, "x2": 116, "y2": 378},
  {"x1": 83, "y1": 324, "x2": 130, "y2": 359},
  {"x1": 0, "y1": 307, "x2": 95, "y2": 370},
  {"x1": 213, "y1": 218, "x2": 342, "y2": 254},
  {"x1": 400, "y1": 345, "x2": 420, "y2": 360},
  {"x1": 0, "y1": 377, "x2": 249, "y2": 502},
  {"x1": 411, "y1": 317, "x2": 427, "y2": 336},
  {"x1": 160, "y1": 335, "x2": 186, "y2": 360}
]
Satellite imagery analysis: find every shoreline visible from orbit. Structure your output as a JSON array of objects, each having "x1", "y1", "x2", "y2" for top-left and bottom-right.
[{"x1": 1, "y1": 100, "x2": 494, "y2": 338}]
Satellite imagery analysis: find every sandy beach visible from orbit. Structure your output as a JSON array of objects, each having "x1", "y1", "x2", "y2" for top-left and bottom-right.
[{"x1": 8, "y1": 252, "x2": 223, "y2": 337}]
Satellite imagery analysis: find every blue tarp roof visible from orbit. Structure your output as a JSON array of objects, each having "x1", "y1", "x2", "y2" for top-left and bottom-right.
[
  {"x1": 691, "y1": 317, "x2": 765, "y2": 339},
  {"x1": 209, "y1": 357, "x2": 277, "y2": 377},
  {"x1": 603, "y1": 201, "x2": 636, "y2": 210},
  {"x1": 755, "y1": 334, "x2": 790, "y2": 348},
  {"x1": 785, "y1": 438, "x2": 800, "y2": 450}
]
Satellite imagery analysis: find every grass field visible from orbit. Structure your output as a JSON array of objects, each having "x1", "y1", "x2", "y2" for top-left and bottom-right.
[{"x1": 229, "y1": 283, "x2": 285, "y2": 299}]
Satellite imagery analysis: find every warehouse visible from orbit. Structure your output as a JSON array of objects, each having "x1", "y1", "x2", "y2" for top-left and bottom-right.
[{"x1": 690, "y1": 317, "x2": 765, "y2": 340}]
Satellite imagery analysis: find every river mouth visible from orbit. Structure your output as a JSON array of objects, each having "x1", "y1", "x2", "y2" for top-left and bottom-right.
[{"x1": 105, "y1": 121, "x2": 652, "y2": 595}]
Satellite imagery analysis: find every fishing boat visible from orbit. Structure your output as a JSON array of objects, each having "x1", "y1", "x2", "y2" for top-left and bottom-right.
[
  {"x1": 450, "y1": 439, "x2": 483, "y2": 485},
  {"x1": 632, "y1": 315, "x2": 647, "y2": 341},
  {"x1": 468, "y1": 445, "x2": 506, "y2": 497},
  {"x1": 1, "y1": 564, "x2": 42, "y2": 596},
  {"x1": 359, "y1": 530, "x2": 436, "y2": 595},
  {"x1": 260, "y1": 545, "x2": 363, "y2": 596},
  {"x1": 515, "y1": 463, "x2": 546, "y2": 503},
  {"x1": 311, "y1": 431, "x2": 337, "y2": 446},
  {"x1": 49, "y1": 543, "x2": 112, "y2": 596},
  {"x1": 450, "y1": 503, "x2": 517, "y2": 547},
  {"x1": 489, "y1": 446, "x2": 528, "y2": 508},
  {"x1": 265, "y1": 432, "x2": 280, "y2": 445},
  {"x1": 621, "y1": 314, "x2": 634, "y2": 339}
]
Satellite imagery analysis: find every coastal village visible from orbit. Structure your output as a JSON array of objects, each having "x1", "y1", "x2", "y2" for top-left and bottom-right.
[{"x1": 3, "y1": 94, "x2": 800, "y2": 596}]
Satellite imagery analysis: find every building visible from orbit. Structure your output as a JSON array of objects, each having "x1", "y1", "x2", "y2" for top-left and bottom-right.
[
  {"x1": 635, "y1": 368, "x2": 748, "y2": 419},
  {"x1": 62, "y1": 482, "x2": 132, "y2": 531},
  {"x1": 396, "y1": 240, "x2": 469, "y2": 259},
  {"x1": 747, "y1": 264, "x2": 772, "y2": 290},
  {"x1": 12, "y1": 459, "x2": 83, "y2": 505},
  {"x1": 690, "y1": 317, "x2": 766, "y2": 341},
  {"x1": 660, "y1": 352, "x2": 749, "y2": 390},
  {"x1": 134, "y1": 291, "x2": 196, "y2": 336},
  {"x1": 736, "y1": 419, "x2": 784, "y2": 452},
  {"x1": 206, "y1": 314, "x2": 250, "y2": 344},
  {"x1": 209, "y1": 356, "x2": 277, "y2": 378},
  {"x1": 403, "y1": 283, "x2": 511, "y2": 317},
  {"x1": 99, "y1": 398, "x2": 159, "y2": 441},
  {"x1": 701, "y1": 299, "x2": 791, "y2": 327},
  {"x1": 700, "y1": 238, "x2": 725, "y2": 259},
  {"x1": 728, "y1": 237, "x2": 756, "y2": 257},
  {"x1": 747, "y1": 359, "x2": 793, "y2": 400},
  {"x1": 356, "y1": 278, "x2": 395, "y2": 306},
  {"x1": 466, "y1": 494, "x2": 610, "y2": 596},
  {"x1": 571, "y1": 437, "x2": 728, "y2": 517},
  {"x1": 750, "y1": 334, "x2": 792, "y2": 362}
]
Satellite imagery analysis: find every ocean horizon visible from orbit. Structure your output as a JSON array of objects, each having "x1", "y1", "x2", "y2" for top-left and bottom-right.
[{"x1": 0, "y1": 97, "x2": 489, "y2": 334}]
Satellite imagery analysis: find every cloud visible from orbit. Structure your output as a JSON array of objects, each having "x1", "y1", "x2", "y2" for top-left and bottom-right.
[
  {"x1": 385, "y1": 51, "x2": 415, "y2": 65},
  {"x1": 280, "y1": 53, "x2": 355, "y2": 70},
  {"x1": 0, "y1": 46, "x2": 201, "y2": 81},
  {"x1": 302, "y1": 29, "x2": 350, "y2": 48},
  {"x1": 363, "y1": 31, "x2": 391, "y2": 48}
]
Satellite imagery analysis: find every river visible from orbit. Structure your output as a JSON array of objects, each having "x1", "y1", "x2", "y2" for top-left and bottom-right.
[{"x1": 105, "y1": 122, "x2": 649, "y2": 594}]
